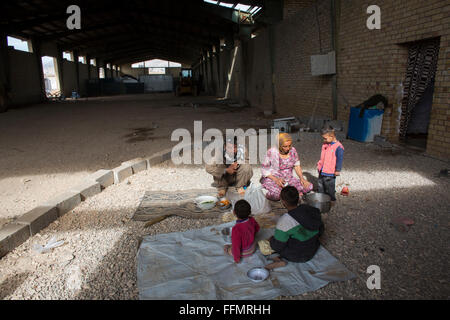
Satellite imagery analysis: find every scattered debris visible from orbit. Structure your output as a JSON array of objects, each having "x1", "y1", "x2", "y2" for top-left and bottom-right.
[
  {"x1": 271, "y1": 117, "x2": 298, "y2": 133},
  {"x1": 374, "y1": 135, "x2": 387, "y2": 143},
  {"x1": 391, "y1": 217, "x2": 415, "y2": 232},
  {"x1": 32, "y1": 236, "x2": 65, "y2": 254},
  {"x1": 326, "y1": 120, "x2": 344, "y2": 132},
  {"x1": 65, "y1": 264, "x2": 82, "y2": 291},
  {"x1": 341, "y1": 186, "x2": 349, "y2": 196},
  {"x1": 71, "y1": 91, "x2": 80, "y2": 99},
  {"x1": 374, "y1": 135, "x2": 393, "y2": 148},
  {"x1": 144, "y1": 215, "x2": 172, "y2": 228},
  {"x1": 227, "y1": 100, "x2": 248, "y2": 108},
  {"x1": 47, "y1": 90, "x2": 65, "y2": 101},
  {"x1": 59, "y1": 250, "x2": 75, "y2": 267}
]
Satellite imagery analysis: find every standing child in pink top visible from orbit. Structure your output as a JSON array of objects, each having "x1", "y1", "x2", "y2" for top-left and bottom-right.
[
  {"x1": 316, "y1": 125, "x2": 344, "y2": 203},
  {"x1": 224, "y1": 200, "x2": 260, "y2": 263}
]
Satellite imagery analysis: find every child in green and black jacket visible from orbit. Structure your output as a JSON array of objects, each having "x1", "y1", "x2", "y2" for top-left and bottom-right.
[{"x1": 265, "y1": 186, "x2": 324, "y2": 269}]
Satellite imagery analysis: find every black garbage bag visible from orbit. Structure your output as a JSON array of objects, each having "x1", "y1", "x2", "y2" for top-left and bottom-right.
[{"x1": 354, "y1": 94, "x2": 388, "y2": 118}]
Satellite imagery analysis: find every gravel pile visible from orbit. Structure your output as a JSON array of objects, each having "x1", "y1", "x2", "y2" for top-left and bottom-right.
[{"x1": 0, "y1": 132, "x2": 449, "y2": 299}]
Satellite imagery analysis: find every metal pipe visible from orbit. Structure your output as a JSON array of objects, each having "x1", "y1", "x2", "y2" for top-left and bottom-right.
[
  {"x1": 268, "y1": 25, "x2": 276, "y2": 114},
  {"x1": 331, "y1": 0, "x2": 339, "y2": 120}
]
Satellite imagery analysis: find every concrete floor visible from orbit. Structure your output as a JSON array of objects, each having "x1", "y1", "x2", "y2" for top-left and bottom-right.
[{"x1": 0, "y1": 93, "x2": 268, "y2": 227}]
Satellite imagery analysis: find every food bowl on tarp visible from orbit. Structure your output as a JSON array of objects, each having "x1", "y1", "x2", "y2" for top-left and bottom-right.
[
  {"x1": 304, "y1": 192, "x2": 331, "y2": 213},
  {"x1": 221, "y1": 227, "x2": 232, "y2": 244},
  {"x1": 217, "y1": 198, "x2": 231, "y2": 210},
  {"x1": 247, "y1": 267, "x2": 269, "y2": 283},
  {"x1": 194, "y1": 196, "x2": 218, "y2": 210}
]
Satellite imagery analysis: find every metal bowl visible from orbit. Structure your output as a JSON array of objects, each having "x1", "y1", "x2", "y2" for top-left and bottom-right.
[
  {"x1": 247, "y1": 267, "x2": 269, "y2": 283},
  {"x1": 304, "y1": 192, "x2": 331, "y2": 213},
  {"x1": 217, "y1": 198, "x2": 231, "y2": 210},
  {"x1": 221, "y1": 227, "x2": 232, "y2": 244}
]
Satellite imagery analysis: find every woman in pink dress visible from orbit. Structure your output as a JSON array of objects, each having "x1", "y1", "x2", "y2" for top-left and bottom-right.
[{"x1": 261, "y1": 133, "x2": 313, "y2": 201}]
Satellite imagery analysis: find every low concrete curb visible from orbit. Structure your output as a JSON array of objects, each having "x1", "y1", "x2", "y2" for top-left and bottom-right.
[
  {"x1": 16, "y1": 206, "x2": 58, "y2": 236},
  {"x1": 0, "y1": 145, "x2": 178, "y2": 259},
  {"x1": 122, "y1": 158, "x2": 147, "y2": 174},
  {"x1": 69, "y1": 180, "x2": 102, "y2": 201},
  {"x1": 89, "y1": 169, "x2": 114, "y2": 189},
  {"x1": 145, "y1": 149, "x2": 172, "y2": 167},
  {"x1": 0, "y1": 223, "x2": 31, "y2": 258},
  {"x1": 43, "y1": 191, "x2": 82, "y2": 217},
  {"x1": 112, "y1": 164, "x2": 133, "y2": 184}
]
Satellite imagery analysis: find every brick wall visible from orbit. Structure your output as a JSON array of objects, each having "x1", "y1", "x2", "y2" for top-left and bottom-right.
[
  {"x1": 274, "y1": 0, "x2": 333, "y2": 118},
  {"x1": 243, "y1": 0, "x2": 334, "y2": 118},
  {"x1": 283, "y1": 0, "x2": 317, "y2": 19},
  {"x1": 337, "y1": 0, "x2": 450, "y2": 159},
  {"x1": 212, "y1": 0, "x2": 449, "y2": 159}
]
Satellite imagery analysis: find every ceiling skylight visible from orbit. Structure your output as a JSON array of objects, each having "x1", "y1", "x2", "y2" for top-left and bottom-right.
[
  {"x1": 218, "y1": 2, "x2": 234, "y2": 8},
  {"x1": 203, "y1": 1, "x2": 262, "y2": 15},
  {"x1": 234, "y1": 4, "x2": 251, "y2": 12}
]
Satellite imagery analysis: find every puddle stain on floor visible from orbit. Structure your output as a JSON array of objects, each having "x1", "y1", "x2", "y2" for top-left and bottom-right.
[{"x1": 123, "y1": 127, "x2": 165, "y2": 143}]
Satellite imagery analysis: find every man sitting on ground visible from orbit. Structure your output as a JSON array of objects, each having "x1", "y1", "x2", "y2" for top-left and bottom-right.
[
  {"x1": 205, "y1": 137, "x2": 253, "y2": 197},
  {"x1": 265, "y1": 186, "x2": 324, "y2": 270}
]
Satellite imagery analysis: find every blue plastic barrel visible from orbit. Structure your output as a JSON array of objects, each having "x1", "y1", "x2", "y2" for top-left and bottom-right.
[{"x1": 347, "y1": 107, "x2": 384, "y2": 142}]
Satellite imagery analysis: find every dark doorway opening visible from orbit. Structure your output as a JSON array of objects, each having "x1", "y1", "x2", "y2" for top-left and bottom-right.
[{"x1": 399, "y1": 37, "x2": 440, "y2": 151}]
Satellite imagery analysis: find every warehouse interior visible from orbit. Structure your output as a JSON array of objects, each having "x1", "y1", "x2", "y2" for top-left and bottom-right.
[
  {"x1": 1, "y1": 0, "x2": 449, "y2": 158},
  {"x1": 0, "y1": 0, "x2": 449, "y2": 301}
]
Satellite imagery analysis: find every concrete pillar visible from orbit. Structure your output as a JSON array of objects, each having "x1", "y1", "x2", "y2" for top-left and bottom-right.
[
  {"x1": 102, "y1": 63, "x2": 106, "y2": 78},
  {"x1": 104, "y1": 62, "x2": 108, "y2": 78},
  {"x1": 208, "y1": 49, "x2": 215, "y2": 95},
  {"x1": 241, "y1": 40, "x2": 248, "y2": 104},
  {"x1": 86, "y1": 55, "x2": 91, "y2": 80},
  {"x1": 215, "y1": 41, "x2": 221, "y2": 95},
  {"x1": 203, "y1": 52, "x2": 209, "y2": 94},
  {"x1": 31, "y1": 38, "x2": 46, "y2": 102},
  {"x1": 0, "y1": 33, "x2": 11, "y2": 112},
  {"x1": 73, "y1": 50, "x2": 80, "y2": 93},
  {"x1": 56, "y1": 45, "x2": 65, "y2": 96},
  {"x1": 199, "y1": 60, "x2": 204, "y2": 93},
  {"x1": 99, "y1": 61, "x2": 104, "y2": 78}
]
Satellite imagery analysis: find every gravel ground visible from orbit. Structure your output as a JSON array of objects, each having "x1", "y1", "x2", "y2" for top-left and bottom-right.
[{"x1": 1, "y1": 130, "x2": 449, "y2": 300}]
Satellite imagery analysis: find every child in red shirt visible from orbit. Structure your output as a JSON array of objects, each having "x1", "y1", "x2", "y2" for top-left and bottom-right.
[{"x1": 223, "y1": 199, "x2": 260, "y2": 263}]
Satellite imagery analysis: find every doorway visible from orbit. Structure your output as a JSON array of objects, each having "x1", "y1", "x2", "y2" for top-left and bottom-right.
[
  {"x1": 41, "y1": 56, "x2": 61, "y2": 98},
  {"x1": 399, "y1": 37, "x2": 440, "y2": 150}
]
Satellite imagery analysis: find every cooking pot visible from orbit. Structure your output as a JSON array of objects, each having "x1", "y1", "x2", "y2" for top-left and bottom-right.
[{"x1": 304, "y1": 192, "x2": 331, "y2": 213}]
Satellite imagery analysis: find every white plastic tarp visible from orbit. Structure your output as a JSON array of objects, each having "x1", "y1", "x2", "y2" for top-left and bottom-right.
[{"x1": 137, "y1": 222, "x2": 355, "y2": 300}]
